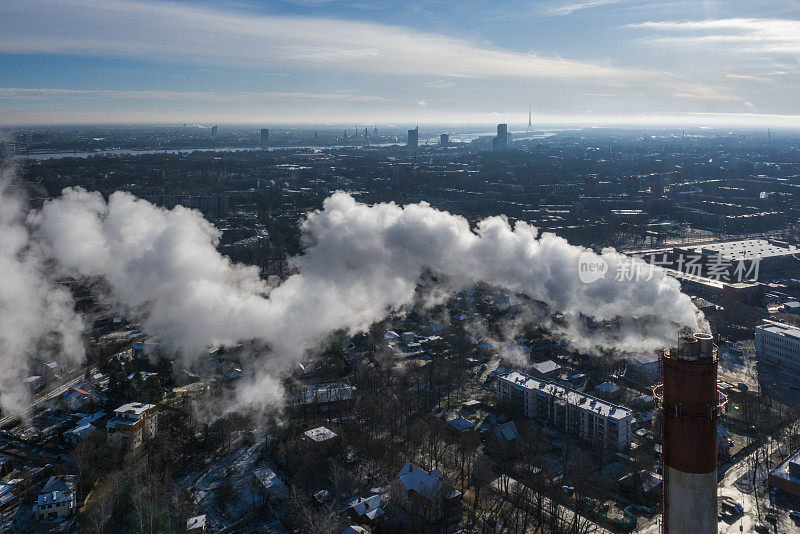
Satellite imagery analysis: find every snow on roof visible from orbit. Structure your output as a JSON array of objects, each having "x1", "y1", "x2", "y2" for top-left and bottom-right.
[
  {"x1": 114, "y1": 402, "x2": 154, "y2": 415},
  {"x1": 38, "y1": 476, "x2": 76, "y2": 506},
  {"x1": 253, "y1": 467, "x2": 288, "y2": 496},
  {"x1": 395, "y1": 462, "x2": 444, "y2": 500},
  {"x1": 304, "y1": 426, "x2": 337, "y2": 442},
  {"x1": 698, "y1": 239, "x2": 799, "y2": 260},
  {"x1": 498, "y1": 371, "x2": 631, "y2": 420},
  {"x1": 758, "y1": 321, "x2": 800, "y2": 340},
  {"x1": 532, "y1": 360, "x2": 561, "y2": 375},
  {"x1": 301, "y1": 382, "x2": 355, "y2": 405},
  {"x1": 348, "y1": 494, "x2": 384, "y2": 518}
]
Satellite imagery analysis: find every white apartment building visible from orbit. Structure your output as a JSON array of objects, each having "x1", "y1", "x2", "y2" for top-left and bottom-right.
[
  {"x1": 496, "y1": 371, "x2": 632, "y2": 450},
  {"x1": 755, "y1": 322, "x2": 800, "y2": 371},
  {"x1": 106, "y1": 402, "x2": 158, "y2": 451}
]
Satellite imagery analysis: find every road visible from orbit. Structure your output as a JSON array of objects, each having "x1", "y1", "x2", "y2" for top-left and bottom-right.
[{"x1": 0, "y1": 367, "x2": 97, "y2": 427}]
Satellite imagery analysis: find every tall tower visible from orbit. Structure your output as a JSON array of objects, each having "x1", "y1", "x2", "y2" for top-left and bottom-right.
[
  {"x1": 364, "y1": 127, "x2": 368, "y2": 147},
  {"x1": 260, "y1": 128, "x2": 269, "y2": 146},
  {"x1": 495, "y1": 123, "x2": 508, "y2": 150},
  {"x1": 528, "y1": 101, "x2": 532, "y2": 132},
  {"x1": 407, "y1": 126, "x2": 419, "y2": 152},
  {"x1": 659, "y1": 332, "x2": 719, "y2": 534}
]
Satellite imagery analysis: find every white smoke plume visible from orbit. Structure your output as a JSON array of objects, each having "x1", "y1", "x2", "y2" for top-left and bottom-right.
[
  {"x1": 34, "y1": 189, "x2": 703, "y2": 410},
  {"x1": 0, "y1": 168, "x2": 84, "y2": 413}
]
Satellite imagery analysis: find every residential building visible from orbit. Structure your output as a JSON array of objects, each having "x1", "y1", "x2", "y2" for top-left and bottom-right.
[
  {"x1": 65, "y1": 412, "x2": 106, "y2": 445},
  {"x1": 532, "y1": 359, "x2": 561, "y2": 378},
  {"x1": 303, "y1": 426, "x2": 339, "y2": 455},
  {"x1": 63, "y1": 386, "x2": 95, "y2": 411},
  {"x1": 490, "y1": 421, "x2": 522, "y2": 459},
  {"x1": 106, "y1": 402, "x2": 157, "y2": 451},
  {"x1": 496, "y1": 371, "x2": 633, "y2": 450},
  {"x1": 347, "y1": 494, "x2": 385, "y2": 527},
  {"x1": 23, "y1": 375, "x2": 43, "y2": 393},
  {"x1": 35, "y1": 475, "x2": 77, "y2": 521},
  {"x1": 296, "y1": 382, "x2": 355, "y2": 415},
  {"x1": 629, "y1": 353, "x2": 661, "y2": 384},
  {"x1": 595, "y1": 381, "x2": 622, "y2": 399},
  {"x1": 253, "y1": 467, "x2": 288, "y2": 500},
  {"x1": 755, "y1": 321, "x2": 800, "y2": 371},
  {"x1": 768, "y1": 450, "x2": 800, "y2": 497},
  {"x1": 447, "y1": 417, "x2": 475, "y2": 433},
  {"x1": 392, "y1": 462, "x2": 462, "y2": 524}
]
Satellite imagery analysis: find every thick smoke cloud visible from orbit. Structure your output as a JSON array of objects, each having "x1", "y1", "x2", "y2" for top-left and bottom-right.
[
  {"x1": 35, "y1": 189, "x2": 703, "y2": 410},
  {"x1": 0, "y1": 169, "x2": 84, "y2": 412}
]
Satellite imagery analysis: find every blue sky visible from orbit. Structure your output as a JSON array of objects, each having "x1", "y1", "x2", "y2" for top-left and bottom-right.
[{"x1": 3, "y1": 0, "x2": 800, "y2": 126}]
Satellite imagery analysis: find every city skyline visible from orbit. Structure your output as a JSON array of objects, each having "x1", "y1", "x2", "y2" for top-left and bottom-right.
[{"x1": 3, "y1": 0, "x2": 800, "y2": 126}]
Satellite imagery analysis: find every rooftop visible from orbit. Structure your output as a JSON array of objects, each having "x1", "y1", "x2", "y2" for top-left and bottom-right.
[
  {"x1": 696, "y1": 239, "x2": 800, "y2": 260},
  {"x1": 304, "y1": 426, "x2": 337, "y2": 442},
  {"x1": 757, "y1": 322, "x2": 800, "y2": 341},
  {"x1": 114, "y1": 402, "x2": 155, "y2": 415},
  {"x1": 499, "y1": 371, "x2": 632, "y2": 420}
]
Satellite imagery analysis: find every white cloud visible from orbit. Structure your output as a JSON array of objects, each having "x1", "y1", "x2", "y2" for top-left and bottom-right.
[
  {"x1": 724, "y1": 73, "x2": 773, "y2": 83},
  {"x1": 630, "y1": 18, "x2": 800, "y2": 57},
  {"x1": 425, "y1": 80, "x2": 456, "y2": 89},
  {"x1": 0, "y1": 88, "x2": 392, "y2": 103},
  {"x1": 673, "y1": 85, "x2": 743, "y2": 102},
  {"x1": 543, "y1": 0, "x2": 627, "y2": 17},
  {"x1": 0, "y1": 0, "x2": 645, "y2": 82}
]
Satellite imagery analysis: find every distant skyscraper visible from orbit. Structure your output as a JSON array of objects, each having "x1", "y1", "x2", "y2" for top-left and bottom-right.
[
  {"x1": 439, "y1": 133, "x2": 449, "y2": 147},
  {"x1": 494, "y1": 123, "x2": 508, "y2": 151},
  {"x1": 407, "y1": 126, "x2": 419, "y2": 151},
  {"x1": 211, "y1": 125, "x2": 218, "y2": 138},
  {"x1": 364, "y1": 127, "x2": 368, "y2": 147},
  {"x1": 261, "y1": 128, "x2": 269, "y2": 146}
]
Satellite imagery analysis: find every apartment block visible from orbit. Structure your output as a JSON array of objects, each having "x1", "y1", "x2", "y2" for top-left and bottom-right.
[
  {"x1": 496, "y1": 371, "x2": 632, "y2": 450},
  {"x1": 756, "y1": 321, "x2": 800, "y2": 371},
  {"x1": 106, "y1": 402, "x2": 158, "y2": 451}
]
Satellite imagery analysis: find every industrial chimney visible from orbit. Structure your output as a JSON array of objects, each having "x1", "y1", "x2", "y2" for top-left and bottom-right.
[{"x1": 659, "y1": 332, "x2": 719, "y2": 534}]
